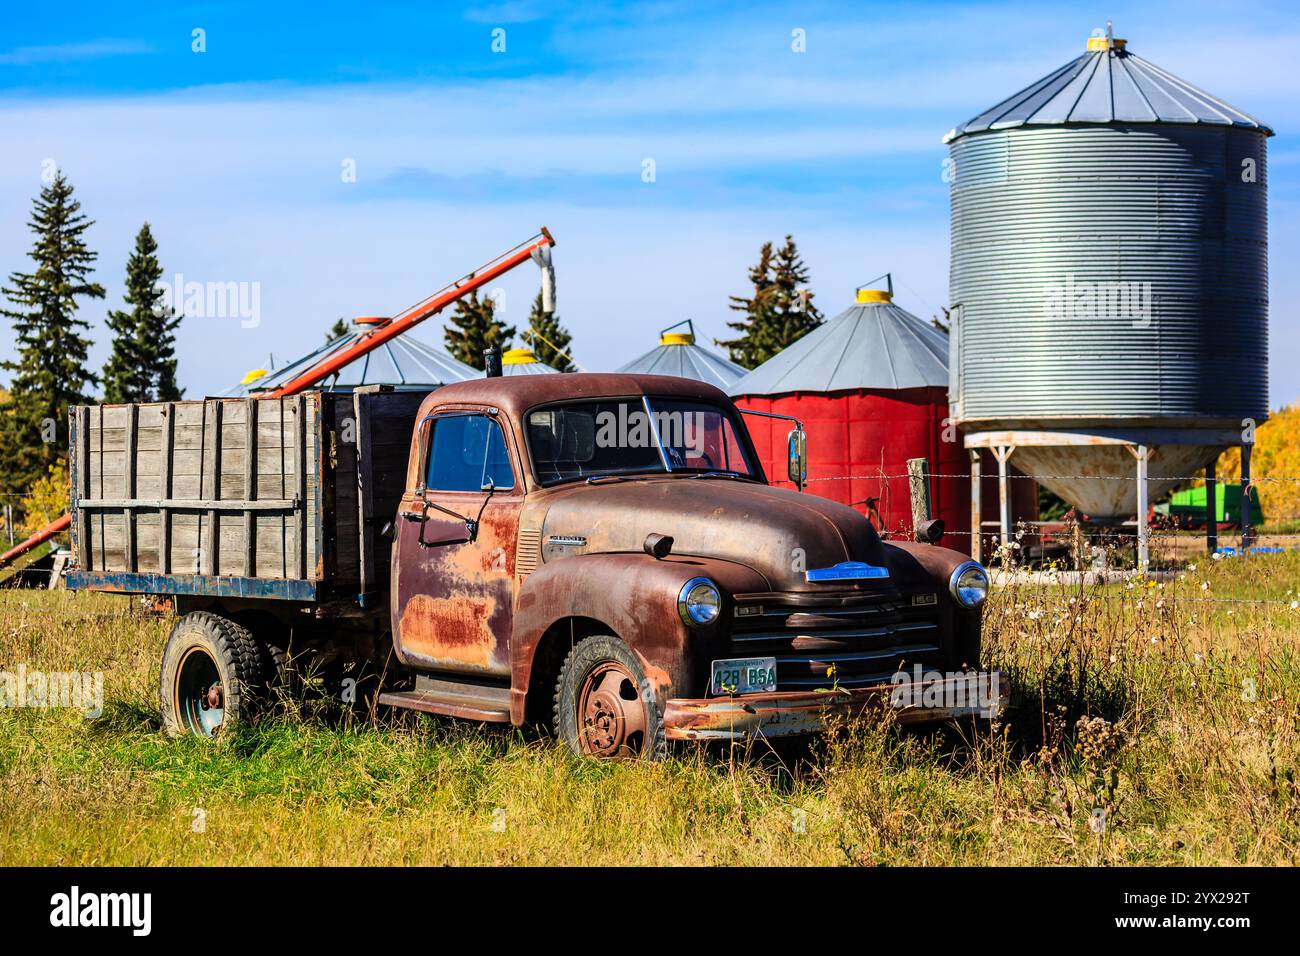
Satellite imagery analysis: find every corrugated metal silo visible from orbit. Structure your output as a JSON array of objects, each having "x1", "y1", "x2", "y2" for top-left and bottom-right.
[
  {"x1": 946, "y1": 27, "x2": 1271, "y2": 520},
  {"x1": 617, "y1": 320, "x2": 747, "y2": 388},
  {"x1": 233, "y1": 316, "x2": 478, "y2": 395}
]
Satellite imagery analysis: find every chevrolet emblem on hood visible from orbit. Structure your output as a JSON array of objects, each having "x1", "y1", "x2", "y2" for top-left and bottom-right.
[{"x1": 805, "y1": 561, "x2": 889, "y2": 582}]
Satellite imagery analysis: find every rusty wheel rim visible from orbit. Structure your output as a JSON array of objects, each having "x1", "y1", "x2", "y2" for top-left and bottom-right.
[
  {"x1": 577, "y1": 661, "x2": 646, "y2": 757},
  {"x1": 176, "y1": 646, "x2": 224, "y2": 738}
]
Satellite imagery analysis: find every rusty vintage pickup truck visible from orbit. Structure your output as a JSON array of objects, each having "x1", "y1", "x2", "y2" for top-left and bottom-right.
[{"x1": 67, "y1": 372, "x2": 1000, "y2": 757}]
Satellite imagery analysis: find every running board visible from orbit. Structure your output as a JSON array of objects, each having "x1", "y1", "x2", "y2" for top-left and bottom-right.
[{"x1": 379, "y1": 675, "x2": 512, "y2": 723}]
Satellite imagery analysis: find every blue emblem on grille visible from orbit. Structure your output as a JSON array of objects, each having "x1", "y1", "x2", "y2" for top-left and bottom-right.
[{"x1": 805, "y1": 561, "x2": 889, "y2": 582}]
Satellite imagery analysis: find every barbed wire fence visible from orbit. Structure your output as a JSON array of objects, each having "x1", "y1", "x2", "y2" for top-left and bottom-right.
[{"x1": 3, "y1": 468, "x2": 1300, "y2": 615}]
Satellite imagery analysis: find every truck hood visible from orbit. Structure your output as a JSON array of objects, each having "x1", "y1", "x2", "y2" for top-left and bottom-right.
[{"x1": 537, "y1": 477, "x2": 894, "y2": 591}]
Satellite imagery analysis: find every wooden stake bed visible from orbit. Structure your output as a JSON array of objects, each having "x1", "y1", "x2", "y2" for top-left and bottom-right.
[{"x1": 66, "y1": 387, "x2": 427, "y2": 605}]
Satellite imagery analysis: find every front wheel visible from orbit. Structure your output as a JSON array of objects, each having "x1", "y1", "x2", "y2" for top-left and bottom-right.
[
  {"x1": 159, "y1": 612, "x2": 262, "y2": 738},
  {"x1": 553, "y1": 635, "x2": 665, "y2": 759}
]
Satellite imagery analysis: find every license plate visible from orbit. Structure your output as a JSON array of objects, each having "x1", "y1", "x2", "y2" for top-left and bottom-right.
[{"x1": 711, "y1": 657, "x2": 777, "y2": 696}]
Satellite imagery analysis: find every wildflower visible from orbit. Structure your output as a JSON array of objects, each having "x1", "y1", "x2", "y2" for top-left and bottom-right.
[{"x1": 1187, "y1": 563, "x2": 1198, "y2": 572}]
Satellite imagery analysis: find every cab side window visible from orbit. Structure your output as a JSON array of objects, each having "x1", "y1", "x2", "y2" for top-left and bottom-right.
[{"x1": 426, "y1": 415, "x2": 515, "y2": 492}]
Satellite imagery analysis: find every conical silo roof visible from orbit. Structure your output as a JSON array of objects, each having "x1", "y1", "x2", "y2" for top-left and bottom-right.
[
  {"x1": 944, "y1": 28, "x2": 1272, "y2": 142},
  {"x1": 728, "y1": 287, "x2": 949, "y2": 397},
  {"x1": 501, "y1": 347, "x2": 558, "y2": 375},
  {"x1": 233, "y1": 316, "x2": 479, "y2": 395},
  {"x1": 617, "y1": 321, "x2": 746, "y2": 389}
]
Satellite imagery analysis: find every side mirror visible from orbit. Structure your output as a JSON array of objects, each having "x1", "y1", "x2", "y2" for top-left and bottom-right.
[{"x1": 787, "y1": 427, "x2": 807, "y2": 491}]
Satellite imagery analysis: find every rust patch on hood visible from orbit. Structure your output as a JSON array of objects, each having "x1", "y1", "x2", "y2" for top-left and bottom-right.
[{"x1": 399, "y1": 592, "x2": 497, "y2": 670}]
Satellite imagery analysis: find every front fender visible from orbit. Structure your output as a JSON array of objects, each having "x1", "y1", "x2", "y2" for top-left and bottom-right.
[{"x1": 511, "y1": 553, "x2": 768, "y2": 721}]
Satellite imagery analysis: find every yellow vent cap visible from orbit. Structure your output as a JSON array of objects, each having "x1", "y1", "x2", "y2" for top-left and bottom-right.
[{"x1": 502, "y1": 347, "x2": 538, "y2": 365}]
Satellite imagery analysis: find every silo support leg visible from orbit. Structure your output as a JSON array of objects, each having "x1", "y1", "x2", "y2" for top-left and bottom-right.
[
  {"x1": 992, "y1": 446, "x2": 1014, "y2": 562},
  {"x1": 1205, "y1": 458, "x2": 1218, "y2": 555},
  {"x1": 1128, "y1": 444, "x2": 1150, "y2": 575},
  {"x1": 969, "y1": 449, "x2": 982, "y2": 562},
  {"x1": 1241, "y1": 441, "x2": 1254, "y2": 551}
]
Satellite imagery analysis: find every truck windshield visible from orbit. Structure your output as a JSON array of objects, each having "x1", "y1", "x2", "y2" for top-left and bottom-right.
[{"x1": 525, "y1": 397, "x2": 759, "y2": 485}]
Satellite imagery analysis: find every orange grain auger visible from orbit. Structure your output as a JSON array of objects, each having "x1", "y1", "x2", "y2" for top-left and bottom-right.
[{"x1": 0, "y1": 227, "x2": 557, "y2": 571}]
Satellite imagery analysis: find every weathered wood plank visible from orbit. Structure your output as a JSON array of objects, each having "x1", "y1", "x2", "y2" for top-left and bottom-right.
[
  {"x1": 201, "y1": 400, "x2": 222, "y2": 576},
  {"x1": 294, "y1": 395, "x2": 307, "y2": 580},
  {"x1": 124, "y1": 404, "x2": 138, "y2": 572},
  {"x1": 159, "y1": 403, "x2": 174, "y2": 574},
  {"x1": 244, "y1": 397, "x2": 258, "y2": 577},
  {"x1": 75, "y1": 406, "x2": 91, "y2": 572}
]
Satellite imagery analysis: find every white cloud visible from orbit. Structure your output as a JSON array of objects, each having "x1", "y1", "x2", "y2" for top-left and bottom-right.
[{"x1": 0, "y1": 38, "x2": 151, "y2": 66}]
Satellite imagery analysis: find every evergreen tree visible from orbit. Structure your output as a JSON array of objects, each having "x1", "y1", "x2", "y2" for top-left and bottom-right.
[
  {"x1": 444, "y1": 290, "x2": 515, "y2": 371},
  {"x1": 102, "y1": 223, "x2": 182, "y2": 404},
  {"x1": 0, "y1": 173, "x2": 104, "y2": 501},
  {"x1": 718, "y1": 236, "x2": 822, "y2": 369},
  {"x1": 525, "y1": 292, "x2": 575, "y2": 372},
  {"x1": 326, "y1": 317, "x2": 348, "y2": 343}
]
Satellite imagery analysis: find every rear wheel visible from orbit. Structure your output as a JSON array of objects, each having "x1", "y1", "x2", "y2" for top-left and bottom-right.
[
  {"x1": 554, "y1": 635, "x2": 665, "y2": 759},
  {"x1": 160, "y1": 612, "x2": 262, "y2": 738}
]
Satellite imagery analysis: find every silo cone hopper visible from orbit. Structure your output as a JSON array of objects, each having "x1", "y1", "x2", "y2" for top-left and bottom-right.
[{"x1": 966, "y1": 431, "x2": 1238, "y2": 521}]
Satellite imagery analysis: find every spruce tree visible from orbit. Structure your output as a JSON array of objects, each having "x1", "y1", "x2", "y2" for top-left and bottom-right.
[
  {"x1": 326, "y1": 317, "x2": 348, "y2": 343},
  {"x1": 718, "y1": 236, "x2": 822, "y2": 369},
  {"x1": 444, "y1": 290, "x2": 515, "y2": 371},
  {"x1": 0, "y1": 173, "x2": 104, "y2": 501},
  {"x1": 525, "y1": 292, "x2": 575, "y2": 372},
  {"x1": 718, "y1": 242, "x2": 777, "y2": 369},
  {"x1": 102, "y1": 223, "x2": 182, "y2": 404}
]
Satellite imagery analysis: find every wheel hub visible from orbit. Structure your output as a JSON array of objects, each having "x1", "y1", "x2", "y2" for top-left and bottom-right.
[{"x1": 577, "y1": 661, "x2": 648, "y2": 758}]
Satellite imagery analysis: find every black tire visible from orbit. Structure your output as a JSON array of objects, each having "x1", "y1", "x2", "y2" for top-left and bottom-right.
[
  {"x1": 553, "y1": 635, "x2": 666, "y2": 760},
  {"x1": 159, "y1": 612, "x2": 262, "y2": 738}
]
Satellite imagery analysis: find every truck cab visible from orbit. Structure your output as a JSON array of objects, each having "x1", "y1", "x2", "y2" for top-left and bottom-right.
[{"x1": 381, "y1": 373, "x2": 1000, "y2": 757}]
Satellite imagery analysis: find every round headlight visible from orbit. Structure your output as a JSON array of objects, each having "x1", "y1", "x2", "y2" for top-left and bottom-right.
[
  {"x1": 678, "y1": 577, "x2": 722, "y2": 627},
  {"x1": 949, "y1": 562, "x2": 989, "y2": 610}
]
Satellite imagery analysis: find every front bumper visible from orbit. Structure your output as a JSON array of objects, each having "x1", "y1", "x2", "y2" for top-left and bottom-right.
[{"x1": 663, "y1": 671, "x2": 1006, "y2": 741}]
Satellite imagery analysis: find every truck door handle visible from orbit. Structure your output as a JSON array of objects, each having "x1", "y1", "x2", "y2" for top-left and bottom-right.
[{"x1": 399, "y1": 510, "x2": 424, "y2": 522}]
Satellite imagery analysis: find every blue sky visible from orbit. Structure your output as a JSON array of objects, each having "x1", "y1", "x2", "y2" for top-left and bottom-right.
[{"x1": 2, "y1": 0, "x2": 1297, "y2": 405}]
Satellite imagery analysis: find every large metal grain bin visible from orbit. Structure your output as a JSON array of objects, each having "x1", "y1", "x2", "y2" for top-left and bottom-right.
[{"x1": 945, "y1": 27, "x2": 1271, "y2": 519}]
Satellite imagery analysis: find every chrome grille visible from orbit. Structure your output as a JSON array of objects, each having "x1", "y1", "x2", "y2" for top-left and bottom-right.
[{"x1": 729, "y1": 594, "x2": 944, "y2": 689}]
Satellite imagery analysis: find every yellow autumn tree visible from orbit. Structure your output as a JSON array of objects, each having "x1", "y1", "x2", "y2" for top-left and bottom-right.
[
  {"x1": 18, "y1": 459, "x2": 69, "y2": 534},
  {"x1": 1213, "y1": 404, "x2": 1300, "y2": 526}
]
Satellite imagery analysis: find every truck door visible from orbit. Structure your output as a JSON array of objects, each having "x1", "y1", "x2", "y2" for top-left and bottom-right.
[{"x1": 392, "y1": 409, "x2": 521, "y2": 678}]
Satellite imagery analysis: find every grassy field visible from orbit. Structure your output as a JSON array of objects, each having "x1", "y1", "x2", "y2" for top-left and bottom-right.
[{"x1": 1, "y1": 550, "x2": 1298, "y2": 866}]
